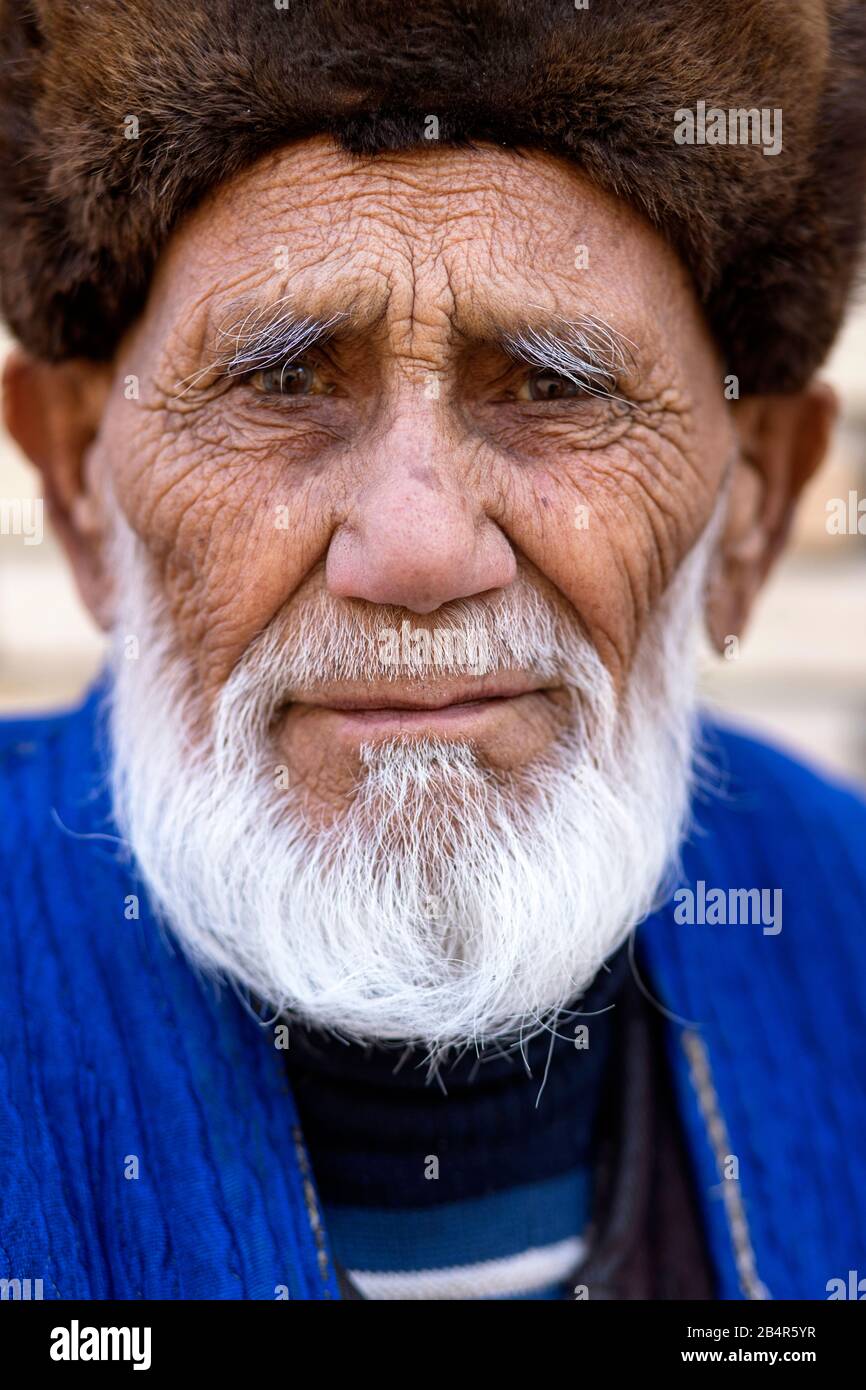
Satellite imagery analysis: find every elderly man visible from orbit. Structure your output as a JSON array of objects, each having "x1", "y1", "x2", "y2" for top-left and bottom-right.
[{"x1": 0, "y1": 0, "x2": 864, "y2": 1304}]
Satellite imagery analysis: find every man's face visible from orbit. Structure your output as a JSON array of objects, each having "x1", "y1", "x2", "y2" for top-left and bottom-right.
[
  {"x1": 97, "y1": 136, "x2": 731, "y2": 819},
  {"x1": 16, "y1": 135, "x2": 828, "y2": 1047}
]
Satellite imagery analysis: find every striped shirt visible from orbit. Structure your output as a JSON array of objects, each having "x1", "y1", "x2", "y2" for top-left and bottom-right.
[{"x1": 284, "y1": 949, "x2": 628, "y2": 1299}]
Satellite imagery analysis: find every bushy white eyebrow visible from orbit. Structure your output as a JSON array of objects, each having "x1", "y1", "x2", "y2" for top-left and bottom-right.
[
  {"x1": 173, "y1": 296, "x2": 349, "y2": 394},
  {"x1": 502, "y1": 313, "x2": 637, "y2": 403},
  {"x1": 218, "y1": 297, "x2": 349, "y2": 375}
]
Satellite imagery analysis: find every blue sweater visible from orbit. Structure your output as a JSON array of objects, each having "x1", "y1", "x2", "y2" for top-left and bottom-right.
[{"x1": 1, "y1": 683, "x2": 864, "y2": 1299}]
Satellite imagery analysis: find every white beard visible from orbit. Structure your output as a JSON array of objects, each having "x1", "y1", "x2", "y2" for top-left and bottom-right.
[{"x1": 107, "y1": 514, "x2": 717, "y2": 1054}]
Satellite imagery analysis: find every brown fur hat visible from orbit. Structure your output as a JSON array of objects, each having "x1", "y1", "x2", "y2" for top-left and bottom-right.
[{"x1": 1, "y1": 0, "x2": 865, "y2": 391}]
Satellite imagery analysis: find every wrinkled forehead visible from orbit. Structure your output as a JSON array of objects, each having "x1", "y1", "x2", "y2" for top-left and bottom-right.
[{"x1": 131, "y1": 135, "x2": 707, "y2": 372}]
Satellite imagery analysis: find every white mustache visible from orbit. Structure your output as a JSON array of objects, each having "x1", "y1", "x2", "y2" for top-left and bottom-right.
[
  {"x1": 224, "y1": 582, "x2": 589, "y2": 697},
  {"x1": 214, "y1": 582, "x2": 610, "y2": 770}
]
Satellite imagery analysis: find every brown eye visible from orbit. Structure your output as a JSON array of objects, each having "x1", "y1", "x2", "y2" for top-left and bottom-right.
[
  {"x1": 251, "y1": 362, "x2": 322, "y2": 396},
  {"x1": 523, "y1": 370, "x2": 584, "y2": 401}
]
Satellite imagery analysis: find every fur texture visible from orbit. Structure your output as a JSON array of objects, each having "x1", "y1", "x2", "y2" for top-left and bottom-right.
[{"x1": 0, "y1": 0, "x2": 865, "y2": 390}]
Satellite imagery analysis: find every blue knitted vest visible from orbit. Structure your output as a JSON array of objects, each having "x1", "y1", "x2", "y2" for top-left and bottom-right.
[{"x1": 1, "y1": 683, "x2": 864, "y2": 1299}]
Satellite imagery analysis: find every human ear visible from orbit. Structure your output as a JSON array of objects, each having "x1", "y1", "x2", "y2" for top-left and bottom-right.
[
  {"x1": 704, "y1": 382, "x2": 836, "y2": 651},
  {"x1": 3, "y1": 350, "x2": 115, "y2": 627}
]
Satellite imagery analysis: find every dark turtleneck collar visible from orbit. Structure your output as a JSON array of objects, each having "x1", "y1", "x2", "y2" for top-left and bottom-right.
[{"x1": 283, "y1": 945, "x2": 630, "y2": 1211}]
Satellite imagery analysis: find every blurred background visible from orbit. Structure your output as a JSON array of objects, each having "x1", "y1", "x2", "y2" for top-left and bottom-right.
[{"x1": 1, "y1": 311, "x2": 865, "y2": 785}]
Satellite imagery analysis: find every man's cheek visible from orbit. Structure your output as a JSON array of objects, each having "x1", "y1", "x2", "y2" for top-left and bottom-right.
[
  {"x1": 155, "y1": 533, "x2": 298, "y2": 696},
  {"x1": 107, "y1": 444, "x2": 265, "y2": 691},
  {"x1": 505, "y1": 446, "x2": 696, "y2": 686}
]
